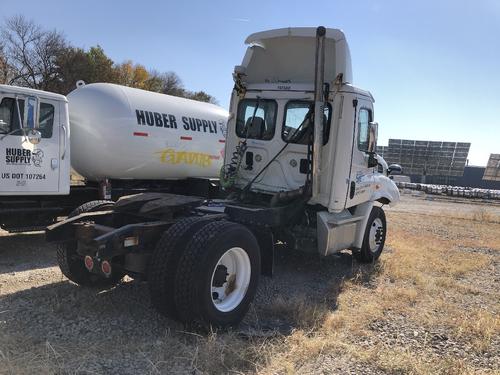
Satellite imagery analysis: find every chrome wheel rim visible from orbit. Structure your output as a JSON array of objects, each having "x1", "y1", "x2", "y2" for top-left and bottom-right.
[{"x1": 369, "y1": 218, "x2": 384, "y2": 253}]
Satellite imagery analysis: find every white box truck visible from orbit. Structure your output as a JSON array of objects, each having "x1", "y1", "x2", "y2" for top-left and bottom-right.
[
  {"x1": 0, "y1": 83, "x2": 229, "y2": 232},
  {"x1": 47, "y1": 26, "x2": 400, "y2": 329}
]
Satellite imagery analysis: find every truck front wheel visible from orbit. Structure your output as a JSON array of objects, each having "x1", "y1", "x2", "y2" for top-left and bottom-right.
[
  {"x1": 56, "y1": 200, "x2": 124, "y2": 287},
  {"x1": 353, "y1": 206, "x2": 387, "y2": 263},
  {"x1": 174, "y1": 221, "x2": 260, "y2": 329}
]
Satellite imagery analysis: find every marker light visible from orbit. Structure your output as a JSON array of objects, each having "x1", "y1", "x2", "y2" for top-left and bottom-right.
[
  {"x1": 84, "y1": 256, "x2": 94, "y2": 271},
  {"x1": 101, "y1": 260, "x2": 112, "y2": 276}
]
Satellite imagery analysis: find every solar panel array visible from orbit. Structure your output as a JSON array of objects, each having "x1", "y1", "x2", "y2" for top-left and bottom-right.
[
  {"x1": 379, "y1": 139, "x2": 470, "y2": 177},
  {"x1": 376, "y1": 145, "x2": 387, "y2": 158},
  {"x1": 483, "y1": 154, "x2": 500, "y2": 181}
]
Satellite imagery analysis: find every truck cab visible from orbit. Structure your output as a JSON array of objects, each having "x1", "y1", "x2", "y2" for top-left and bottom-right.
[
  {"x1": 0, "y1": 85, "x2": 70, "y2": 195},
  {"x1": 222, "y1": 27, "x2": 399, "y2": 255},
  {"x1": 0, "y1": 85, "x2": 70, "y2": 230}
]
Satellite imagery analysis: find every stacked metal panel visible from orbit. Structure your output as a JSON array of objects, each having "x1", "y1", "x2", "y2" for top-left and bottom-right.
[
  {"x1": 381, "y1": 139, "x2": 470, "y2": 177},
  {"x1": 376, "y1": 145, "x2": 387, "y2": 158},
  {"x1": 483, "y1": 154, "x2": 500, "y2": 181}
]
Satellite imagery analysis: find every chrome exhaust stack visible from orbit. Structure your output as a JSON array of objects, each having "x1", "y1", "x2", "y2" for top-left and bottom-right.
[{"x1": 312, "y1": 26, "x2": 326, "y2": 201}]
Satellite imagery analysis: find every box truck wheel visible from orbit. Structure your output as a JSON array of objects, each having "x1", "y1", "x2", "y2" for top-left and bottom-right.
[
  {"x1": 174, "y1": 221, "x2": 260, "y2": 329},
  {"x1": 148, "y1": 217, "x2": 214, "y2": 319},
  {"x1": 354, "y1": 206, "x2": 387, "y2": 263},
  {"x1": 56, "y1": 200, "x2": 124, "y2": 287}
]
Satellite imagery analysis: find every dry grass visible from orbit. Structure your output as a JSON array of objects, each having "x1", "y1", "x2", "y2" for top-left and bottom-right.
[
  {"x1": 223, "y1": 206, "x2": 500, "y2": 374},
  {"x1": 470, "y1": 208, "x2": 500, "y2": 224},
  {"x1": 1, "y1": 198, "x2": 499, "y2": 374}
]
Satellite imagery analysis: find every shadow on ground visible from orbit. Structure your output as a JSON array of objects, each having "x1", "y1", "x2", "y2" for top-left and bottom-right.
[
  {"x1": 0, "y1": 232, "x2": 57, "y2": 274},
  {"x1": 0, "y1": 245, "x2": 378, "y2": 337}
]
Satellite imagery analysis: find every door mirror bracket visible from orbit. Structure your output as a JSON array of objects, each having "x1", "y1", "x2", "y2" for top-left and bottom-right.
[
  {"x1": 23, "y1": 96, "x2": 40, "y2": 130},
  {"x1": 367, "y1": 121, "x2": 378, "y2": 153},
  {"x1": 366, "y1": 121, "x2": 378, "y2": 167}
]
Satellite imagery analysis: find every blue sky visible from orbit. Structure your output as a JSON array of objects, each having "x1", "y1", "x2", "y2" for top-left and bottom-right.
[{"x1": 2, "y1": 0, "x2": 499, "y2": 165}]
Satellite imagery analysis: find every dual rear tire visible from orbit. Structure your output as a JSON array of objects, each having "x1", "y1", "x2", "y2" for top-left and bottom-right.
[{"x1": 149, "y1": 219, "x2": 260, "y2": 329}]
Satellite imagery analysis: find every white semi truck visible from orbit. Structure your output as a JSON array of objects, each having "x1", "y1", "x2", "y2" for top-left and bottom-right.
[
  {"x1": 0, "y1": 83, "x2": 228, "y2": 232},
  {"x1": 46, "y1": 27, "x2": 399, "y2": 329}
]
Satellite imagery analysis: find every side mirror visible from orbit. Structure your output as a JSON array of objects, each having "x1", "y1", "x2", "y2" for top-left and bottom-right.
[
  {"x1": 23, "y1": 96, "x2": 39, "y2": 130},
  {"x1": 388, "y1": 164, "x2": 403, "y2": 175},
  {"x1": 367, "y1": 121, "x2": 378, "y2": 153}
]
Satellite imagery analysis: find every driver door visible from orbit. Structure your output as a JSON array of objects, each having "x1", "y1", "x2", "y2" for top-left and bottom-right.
[
  {"x1": 0, "y1": 96, "x2": 61, "y2": 194},
  {"x1": 346, "y1": 97, "x2": 376, "y2": 208}
]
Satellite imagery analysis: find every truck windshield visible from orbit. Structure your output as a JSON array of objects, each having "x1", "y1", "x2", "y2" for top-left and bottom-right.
[
  {"x1": 236, "y1": 99, "x2": 277, "y2": 140},
  {"x1": 0, "y1": 97, "x2": 54, "y2": 138}
]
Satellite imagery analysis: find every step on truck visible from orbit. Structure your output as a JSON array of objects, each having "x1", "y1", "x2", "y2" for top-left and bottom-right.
[
  {"x1": 46, "y1": 26, "x2": 400, "y2": 328},
  {"x1": 0, "y1": 83, "x2": 228, "y2": 232}
]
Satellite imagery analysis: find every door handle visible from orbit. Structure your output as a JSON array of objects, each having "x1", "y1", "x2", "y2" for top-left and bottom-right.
[{"x1": 61, "y1": 124, "x2": 67, "y2": 160}]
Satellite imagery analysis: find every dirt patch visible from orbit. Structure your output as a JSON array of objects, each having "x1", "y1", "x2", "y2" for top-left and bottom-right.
[{"x1": 0, "y1": 196, "x2": 499, "y2": 374}]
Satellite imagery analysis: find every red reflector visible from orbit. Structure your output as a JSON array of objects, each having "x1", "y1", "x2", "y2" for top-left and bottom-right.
[
  {"x1": 180, "y1": 136, "x2": 192, "y2": 140},
  {"x1": 133, "y1": 132, "x2": 148, "y2": 137},
  {"x1": 101, "y1": 260, "x2": 112, "y2": 276},
  {"x1": 84, "y1": 256, "x2": 94, "y2": 271},
  {"x1": 219, "y1": 139, "x2": 225, "y2": 143}
]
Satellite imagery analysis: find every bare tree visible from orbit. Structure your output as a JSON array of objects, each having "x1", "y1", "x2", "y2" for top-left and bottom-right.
[
  {"x1": 0, "y1": 42, "x2": 9, "y2": 84},
  {"x1": 1, "y1": 15, "x2": 66, "y2": 89},
  {"x1": 0, "y1": 15, "x2": 218, "y2": 102}
]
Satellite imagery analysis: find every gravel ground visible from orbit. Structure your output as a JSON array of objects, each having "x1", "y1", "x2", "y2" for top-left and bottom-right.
[{"x1": 0, "y1": 193, "x2": 498, "y2": 374}]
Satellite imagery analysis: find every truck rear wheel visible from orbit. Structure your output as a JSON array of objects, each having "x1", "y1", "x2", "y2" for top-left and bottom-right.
[
  {"x1": 56, "y1": 200, "x2": 123, "y2": 287},
  {"x1": 353, "y1": 206, "x2": 386, "y2": 263},
  {"x1": 174, "y1": 221, "x2": 260, "y2": 329},
  {"x1": 148, "y1": 217, "x2": 213, "y2": 319}
]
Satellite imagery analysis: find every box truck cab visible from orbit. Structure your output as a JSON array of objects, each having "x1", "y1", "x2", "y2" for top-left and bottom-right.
[{"x1": 0, "y1": 85, "x2": 70, "y2": 196}]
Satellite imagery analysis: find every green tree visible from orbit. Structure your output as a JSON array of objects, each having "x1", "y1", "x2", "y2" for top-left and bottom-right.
[
  {"x1": 186, "y1": 90, "x2": 218, "y2": 104},
  {"x1": 156, "y1": 71, "x2": 186, "y2": 96},
  {"x1": 54, "y1": 47, "x2": 91, "y2": 94},
  {"x1": 86, "y1": 45, "x2": 117, "y2": 84},
  {"x1": 143, "y1": 70, "x2": 164, "y2": 92}
]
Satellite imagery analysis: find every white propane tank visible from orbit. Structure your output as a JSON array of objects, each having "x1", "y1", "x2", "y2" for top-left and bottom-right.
[{"x1": 68, "y1": 83, "x2": 229, "y2": 181}]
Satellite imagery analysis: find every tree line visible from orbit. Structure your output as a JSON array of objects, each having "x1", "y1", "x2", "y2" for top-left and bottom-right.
[{"x1": 0, "y1": 15, "x2": 216, "y2": 103}]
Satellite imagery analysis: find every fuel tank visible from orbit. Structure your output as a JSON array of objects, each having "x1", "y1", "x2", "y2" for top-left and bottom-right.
[{"x1": 68, "y1": 83, "x2": 228, "y2": 181}]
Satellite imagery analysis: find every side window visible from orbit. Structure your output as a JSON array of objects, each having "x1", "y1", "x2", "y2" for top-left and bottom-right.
[
  {"x1": 0, "y1": 98, "x2": 54, "y2": 138},
  {"x1": 39, "y1": 103, "x2": 54, "y2": 138},
  {"x1": 282, "y1": 101, "x2": 331, "y2": 145},
  {"x1": 236, "y1": 99, "x2": 277, "y2": 140},
  {"x1": 357, "y1": 108, "x2": 371, "y2": 152},
  {"x1": 0, "y1": 97, "x2": 23, "y2": 134}
]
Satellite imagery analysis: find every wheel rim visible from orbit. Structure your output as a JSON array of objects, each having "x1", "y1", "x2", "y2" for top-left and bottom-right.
[
  {"x1": 210, "y1": 247, "x2": 251, "y2": 313},
  {"x1": 368, "y1": 218, "x2": 384, "y2": 253}
]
